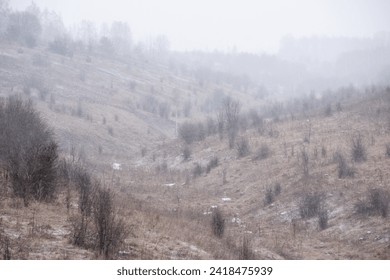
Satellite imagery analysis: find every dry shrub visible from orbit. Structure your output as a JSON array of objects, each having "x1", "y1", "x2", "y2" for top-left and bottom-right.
[
  {"x1": 206, "y1": 157, "x2": 219, "y2": 173},
  {"x1": 385, "y1": 143, "x2": 390, "y2": 158},
  {"x1": 355, "y1": 188, "x2": 389, "y2": 218},
  {"x1": 351, "y1": 133, "x2": 367, "y2": 162},
  {"x1": 192, "y1": 163, "x2": 203, "y2": 178},
  {"x1": 211, "y1": 208, "x2": 225, "y2": 238},
  {"x1": 236, "y1": 137, "x2": 250, "y2": 158},
  {"x1": 93, "y1": 188, "x2": 128, "y2": 258},
  {"x1": 318, "y1": 209, "x2": 329, "y2": 230},
  {"x1": 299, "y1": 192, "x2": 324, "y2": 219},
  {"x1": 301, "y1": 149, "x2": 309, "y2": 177},
  {"x1": 182, "y1": 146, "x2": 191, "y2": 161},
  {"x1": 238, "y1": 236, "x2": 255, "y2": 260},
  {"x1": 264, "y1": 187, "x2": 274, "y2": 205},
  {"x1": 0, "y1": 96, "x2": 58, "y2": 206},
  {"x1": 0, "y1": 222, "x2": 11, "y2": 260},
  {"x1": 334, "y1": 152, "x2": 355, "y2": 178},
  {"x1": 252, "y1": 144, "x2": 270, "y2": 160}
]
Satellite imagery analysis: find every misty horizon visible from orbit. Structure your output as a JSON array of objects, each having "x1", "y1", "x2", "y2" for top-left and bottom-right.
[{"x1": 10, "y1": 0, "x2": 390, "y2": 54}]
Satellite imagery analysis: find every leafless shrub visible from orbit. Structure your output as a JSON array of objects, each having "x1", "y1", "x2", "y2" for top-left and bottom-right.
[
  {"x1": 321, "y1": 145, "x2": 327, "y2": 158},
  {"x1": 0, "y1": 230, "x2": 11, "y2": 260},
  {"x1": 48, "y1": 37, "x2": 73, "y2": 56},
  {"x1": 217, "y1": 111, "x2": 224, "y2": 140},
  {"x1": 274, "y1": 182, "x2": 282, "y2": 196},
  {"x1": 156, "y1": 161, "x2": 168, "y2": 174},
  {"x1": 128, "y1": 80, "x2": 137, "y2": 91},
  {"x1": 178, "y1": 122, "x2": 199, "y2": 144},
  {"x1": 196, "y1": 122, "x2": 206, "y2": 142},
  {"x1": 385, "y1": 143, "x2": 390, "y2": 158},
  {"x1": 0, "y1": 96, "x2": 58, "y2": 206},
  {"x1": 355, "y1": 188, "x2": 389, "y2": 218},
  {"x1": 301, "y1": 149, "x2": 309, "y2": 177},
  {"x1": 264, "y1": 187, "x2": 274, "y2": 205},
  {"x1": 158, "y1": 102, "x2": 170, "y2": 119},
  {"x1": 206, "y1": 157, "x2": 219, "y2": 173},
  {"x1": 236, "y1": 137, "x2": 250, "y2": 158},
  {"x1": 351, "y1": 133, "x2": 367, "y2": 162},
  {"x1": 74, "y1": 169, "x2": 94, "y2": 216},
  {"x1": 93, "y1": 188, "x2": 128, "y2": 258},
  {"x1": 324, "y1": 104, "x2": 332, "y2": 117},
  {"x1": 318, "y1": 209, "x2": 329, "y2": 230},
  {"x1": 107, "y1": 126, "x2": 114, "y2": 136},
  {"x1": 211, "y1": 208, "x2": 225, "y2": 238},
  {"x1": 223, "y1": 97, "x2": 241, "y2": 149},
  {"x1": 264, "y1": 183, "x2": 282, "y2": 206},
  {"x1": 299, "y1": 192, "x2": 324, "y2": 219},
  {"x1": 335, "y1": 152, "x2": 355, "y2": 178},
  {"x1": 141, "y1": 146, "x2": 147, "y2": 157},
  {"x1": 252, "y1": 144, "x2": 270, "y2": 160},
  {"x1": 22, "y1": 73, "x2": 47, "y2": 98},
  {"x1": 238, "y1": 236, "x2": 255, "y2": 260},
  {"x1": 69, "y1": 212, "x2": 93, "y2": 248},
  {"x1": 182, "y1": 146, "x2": 191, "y2": 161},
  {"x1": 192, "y1": 163, "x2": 203, "y2": 178},
  {"x1": 206, "y1": 117, "x2": 217, "y2": 136}
]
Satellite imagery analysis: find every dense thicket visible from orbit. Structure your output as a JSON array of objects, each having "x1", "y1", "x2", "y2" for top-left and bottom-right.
[{"x1": 0, "y1": 96, "x2": 58, "y2": 205}]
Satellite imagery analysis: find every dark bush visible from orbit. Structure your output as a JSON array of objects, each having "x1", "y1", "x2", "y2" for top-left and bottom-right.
[
  {"x1": 252, "y1": 144, "x2": 270, "y2": 160},
  {"x1": 335, "y1": 152, "x2": 355, "y2": 178},
  {"x1": 274, "y1": 182, "x2": 282, "y2": 196},
  {"x1": 192, "y1": 163, "x2": 203, "y2": 178},
  {"x1": 48, "y1": 37, "x2": 72, "y2": 56},
  {"x1": 93, "y1": 188, "x2": 127, "y2": 258},
  {"x1": 355, "y1": 188, "x2": 389, "y2": 218},
  {"x1": 264, "y1": 187, "x2": 274, "y2": 205},
  {"x1": 179, "y1": 122, "x2": 199, "y2": 144},
  {"x1": 182, "y1": 146, "x2": 191, "y2": 161},
  {"x1": 206, "y1": 157, "x2": 219, "y2": 173},
  {"x1": 385, "y1": 143, "x2": 390, "y2": 158},
  {"x1": 301, "y1": 149, "x2": 309, "y2": 177},
  {"x1": 318, "y1": 209, "x2": 329, "y2": 230},
  {"x1": 299, "y1": 192, "x2": 324, "y2": 219},
  {"x1": 74, "y1": 169, "x2": 94, "y2": 216},
  {"x1": 0, "y1": 96, "x2": 58, "y2": 206},
  {"x1": 351, "y1": 134, "x2": 367, "y2": 162},
  {"x1": 211, "y1": 208, "x2": 225, "y2": 238},
  {"x1": 236, "y1": 137, "x2": 250, "y2": 158},
  {"x1": 238, "y1": 236, "x2": 255, "y2": 260}
]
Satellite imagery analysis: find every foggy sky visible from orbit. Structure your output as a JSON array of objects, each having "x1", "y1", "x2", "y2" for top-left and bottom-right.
[{"x1": 10, "y1": 0, "x2": 390, "y2": 54}]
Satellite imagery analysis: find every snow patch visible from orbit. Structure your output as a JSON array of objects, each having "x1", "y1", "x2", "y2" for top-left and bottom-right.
[{"x1": 112, "y1": 163, "x2": 122, "y2": 170}]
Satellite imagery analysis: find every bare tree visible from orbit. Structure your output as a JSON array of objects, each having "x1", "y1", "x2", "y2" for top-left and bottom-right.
[
  {"x1": 222, "y1": 97, "x2": 241, "y2": 149},
  {"x1": 6, "y1": 11, "x2": 42, "y2": 47},
  {"x1": 0, "y1": 0, "x2": 10, "y2": 37}
]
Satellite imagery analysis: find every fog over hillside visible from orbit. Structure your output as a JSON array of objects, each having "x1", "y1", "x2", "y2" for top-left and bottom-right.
[
  {"x1": 10, "y1": 0, "x2": 390, "y2": 53},
  {"x1": 1, "y1": 0, "x2": 390, "y2": 262}
]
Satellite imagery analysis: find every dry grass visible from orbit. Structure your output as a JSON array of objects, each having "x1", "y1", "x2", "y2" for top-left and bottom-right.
[{"x1": 1, "y1": 42, "x2": 390, "y2": 259}]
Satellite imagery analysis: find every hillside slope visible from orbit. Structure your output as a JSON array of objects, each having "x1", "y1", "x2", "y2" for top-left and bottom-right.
[{"x1": 1, "y1": 42, "x2": 390, "y2": 259}]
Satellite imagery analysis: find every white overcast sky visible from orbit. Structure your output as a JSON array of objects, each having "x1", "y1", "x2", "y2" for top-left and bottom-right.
[{"x1": 10, "y1": 0, "x2": 390, "y2": 53}]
